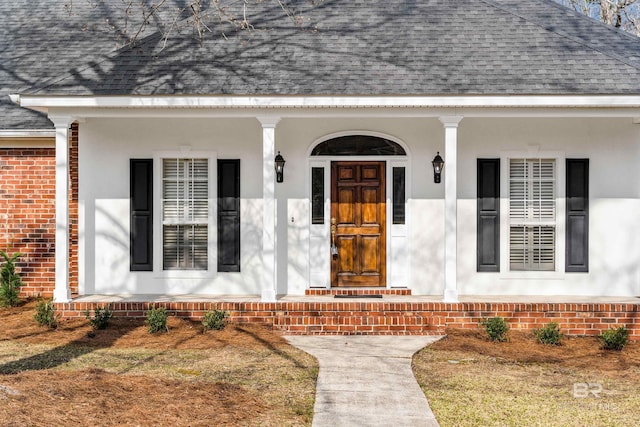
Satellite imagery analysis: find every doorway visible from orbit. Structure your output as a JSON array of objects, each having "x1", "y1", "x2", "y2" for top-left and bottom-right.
[{"x1": 330, "y1": 161, "x2": 386, "y2": 287}]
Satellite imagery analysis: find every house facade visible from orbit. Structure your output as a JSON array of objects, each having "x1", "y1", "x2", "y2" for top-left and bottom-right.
[{"x1": 4, "y1": 0, "x2": 640, "y2": 303}]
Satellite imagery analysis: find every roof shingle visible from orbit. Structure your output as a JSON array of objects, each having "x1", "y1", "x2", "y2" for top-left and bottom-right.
[{"x1": 3, "y1": 0, "x2": 640, "y2": 129}]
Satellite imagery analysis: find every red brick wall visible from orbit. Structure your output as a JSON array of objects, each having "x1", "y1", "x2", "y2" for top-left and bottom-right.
[
  {"x1": 0, "y1": 146, "x2": 56, "y2": 295},
  {"x1": 69, "y1": 123, "x2": 79, "y2": 295},
  {"x1": 0, "y1": 123, "x2": 79, "y2": 298}
]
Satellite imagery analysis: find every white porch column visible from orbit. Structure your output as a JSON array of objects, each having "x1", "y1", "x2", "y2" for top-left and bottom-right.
[
  {"x1": 258, "y1": 116, "x2": 281, "y2": 302},
  {"x1": 439, "y1": 116, "x2": 463, "y2": 303},
  {"x1": 50, "y1": 115, "x2": 75, "y2": 303}
]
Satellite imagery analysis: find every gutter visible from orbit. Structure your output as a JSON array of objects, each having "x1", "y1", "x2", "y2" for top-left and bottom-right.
[
  {"x1": 14, "y1": 94, "x2": 640, "y2": 109},
  {"x1": 0, "y1": 130, "x2": 55, "y2": 138},
  {"x1": 10, "y1": 94, "x2": 640, "y2": 120}
]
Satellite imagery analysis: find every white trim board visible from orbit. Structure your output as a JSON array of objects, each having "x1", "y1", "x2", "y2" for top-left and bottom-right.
[
  {"x1": 14, "y1": 95, "x2": 640, "y2": 109},
  {"x1": 0, "y1": 130, "x2": 55, "y2": 147}
]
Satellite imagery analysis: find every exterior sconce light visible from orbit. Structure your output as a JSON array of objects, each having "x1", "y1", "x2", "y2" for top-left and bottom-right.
[
  {"x1": 432, "y1": 152, "x2": 444, "y2": 184},
  {"x1": 274, "y1": 151, "x2": 286, "y2": 183}
]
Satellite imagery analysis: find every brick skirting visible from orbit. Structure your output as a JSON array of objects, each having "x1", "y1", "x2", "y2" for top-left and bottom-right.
[{"x1": 54, "y1": 300, "x2": 640, "y2": 339}]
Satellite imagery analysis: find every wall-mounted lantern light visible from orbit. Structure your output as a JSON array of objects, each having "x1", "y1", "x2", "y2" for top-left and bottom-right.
[
  {"x1": 275, "y1": 151, "x2": 286, "y2": 183},
  {"x1": 432, "y1": 152, "x2": 444, "y2": 183}
]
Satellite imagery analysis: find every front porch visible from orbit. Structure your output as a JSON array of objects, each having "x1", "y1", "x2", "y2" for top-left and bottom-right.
[
  {"x1": 54, "y1": 293, "x2": 640, "y2": 339},
  {"x1": 31, "y1": 112, "x2": 640, "y2": 308}
]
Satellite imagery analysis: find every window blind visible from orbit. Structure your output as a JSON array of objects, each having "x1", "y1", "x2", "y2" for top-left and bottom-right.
[
  {"x1": 509, "y1": 158, "x2": 555, "y2": 271},
  {"x1": 162, "y1": 158, "x2": 208, "y2": 270}
]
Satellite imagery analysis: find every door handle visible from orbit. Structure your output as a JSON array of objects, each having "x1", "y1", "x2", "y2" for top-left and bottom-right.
[{"x1": 331, "y1": 218, "x2": 338, "y2": 258}]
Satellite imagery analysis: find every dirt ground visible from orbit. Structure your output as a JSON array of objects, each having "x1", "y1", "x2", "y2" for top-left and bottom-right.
[
  {"x1": 414, "y1": 327, "x2": 640, "y2": 426},
  {"x1": 430, "y1": 327, "x2": 640, "y2": 379},
  {"x1": 0, "y1": 300, "x2": 318, "y2": 427}
]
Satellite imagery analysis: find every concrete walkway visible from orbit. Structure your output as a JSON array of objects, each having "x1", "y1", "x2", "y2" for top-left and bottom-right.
[{"x1": 285, "y1": 335, "x2": 441, "y2": 427}]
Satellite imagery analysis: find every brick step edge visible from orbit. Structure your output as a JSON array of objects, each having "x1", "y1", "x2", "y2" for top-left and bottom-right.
[{"x1": 305, "y1": 288, "x2": 412, "y2": 296}]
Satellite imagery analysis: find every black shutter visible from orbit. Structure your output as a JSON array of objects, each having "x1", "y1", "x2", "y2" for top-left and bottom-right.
[
  {"x1": 477, "y1": 159, "x2": 500, "y2": 272},
  {"x1": 566, "y1": 159, "x2": 589, "y2": 272},
  {"x1": 218, "y1": 159, "x2": 241, "y2": 272},
  {"x1": 130, "y1": 159, "x2": 153, "y2": 271}
]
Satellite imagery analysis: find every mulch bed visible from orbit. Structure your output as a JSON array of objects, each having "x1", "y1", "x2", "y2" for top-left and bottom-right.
[
  {"x1": 432, "y1": 328, "x2": 640, "y2": 379},
  {"x1": 0, "y1": 300, "x2": 314, "y2": 427}
]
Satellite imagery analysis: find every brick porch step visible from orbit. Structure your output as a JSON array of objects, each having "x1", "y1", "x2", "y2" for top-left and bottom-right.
[
  {"x1": 305, "y1": 288, "x2": 412, "y2": 296},
  {"x1": 54, "y1": 300, "x2": 640, "y2": 338}
]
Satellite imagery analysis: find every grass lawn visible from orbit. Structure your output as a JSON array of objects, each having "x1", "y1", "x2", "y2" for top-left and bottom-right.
[
  {"x1": 0, "y1": 300, "x2": 318, "y2": 426},
  {"x1": 413, "y1": 328, "x2": 640, "y2": 427}
]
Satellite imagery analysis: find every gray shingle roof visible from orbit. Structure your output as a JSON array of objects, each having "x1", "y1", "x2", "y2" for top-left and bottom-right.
[
  {"x1": 0, "y1": 1, "x2": 130, "y2": 129},
  {"x1": 3, "y1": 0, "x2": 640, "y2": 129}
]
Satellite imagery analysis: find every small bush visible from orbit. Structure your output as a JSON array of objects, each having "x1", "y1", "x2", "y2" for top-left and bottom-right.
[
  {"x1": 202, "y1": 309, "x2": 228, "y2": 331},
  {"x1": 34, "y1": 299, "x2": 59, "y2": 329},
  {"x1": 83, "y1": 305, "x2": 113, "y2": 330},
  {"x1": 146, "y1": 306, "x2": 168, "y2": 334},
  {"x1": 600, "y1": 326, "x2": 629, "y2": 351},
  {"x1": 481, "y1": 317, "x2": 509, "y2": 342},
  {"x1": 534, "y1": 321, "x2": 562, "y2": 345},
  {"x1": 0, "y1": 251, "x2": 23, "y2": 307}
]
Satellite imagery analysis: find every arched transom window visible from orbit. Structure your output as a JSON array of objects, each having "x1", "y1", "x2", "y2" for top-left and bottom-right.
[{"x1": 311, "y1": 135, "x2": 406, "y2": 156}]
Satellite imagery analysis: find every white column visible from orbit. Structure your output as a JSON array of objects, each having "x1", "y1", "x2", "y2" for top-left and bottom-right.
[
  {"x1": 258, "y1": 116, "x2": 281, "y2": 302},
  {"x1": 439, "y1": 116, "x2": 463, "y2": 303},
  {"x1": 50, "y1": 115, "x2": 74, "y2": 303}
]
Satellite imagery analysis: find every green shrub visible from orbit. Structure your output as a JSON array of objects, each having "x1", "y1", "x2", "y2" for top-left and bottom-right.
[
  {"x1": 533, "y1": 321, "x2": 562, "y2": 345},
  {"x1": 146, "y1": 306, "x2": 168, "y2": 334},
  {"x1": 480, "y1": 317, "x2": 509, "y2": 342},
  {"x1": 600, "y1": 325, "x2": 629, "y2": 351},
  {"x1": 83, "y1": 305, "x2": 113, "y2": 330},
  {"x1": 202, "y1": 309, "x2": 228, "y2": 331},
  {"x1": 0, "y1": 251, "x2": 23, "y2": 307},
  {"x1": 34, "y1": 299, "x2": 59, "y2": 329}
]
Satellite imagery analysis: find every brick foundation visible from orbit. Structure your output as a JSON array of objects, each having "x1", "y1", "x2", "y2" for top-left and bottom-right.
[{"x1": 54, "y1": 300, "x2": 640, "y2": 339}]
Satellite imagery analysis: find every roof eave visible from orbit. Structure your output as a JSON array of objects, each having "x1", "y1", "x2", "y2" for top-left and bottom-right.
[{"x1": 16, "y1": 94, "x2": 640, "y2": 110}]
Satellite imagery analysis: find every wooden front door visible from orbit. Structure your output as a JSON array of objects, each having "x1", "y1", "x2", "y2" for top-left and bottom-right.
[{"x1": 331, "y1": 161, "x2": 386, "y2": 287}]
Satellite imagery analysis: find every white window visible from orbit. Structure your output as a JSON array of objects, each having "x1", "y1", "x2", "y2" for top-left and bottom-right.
[
  {"x1": 509, "y1": 158, "x2": 555, "y2": 271},
  {"x1": 162, "y1": 158, "x2": 209, "y2": 270}
]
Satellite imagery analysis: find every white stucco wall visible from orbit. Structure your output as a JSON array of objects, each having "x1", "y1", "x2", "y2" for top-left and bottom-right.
[
  {"x1": 79, "y1": 118, "x2": 264, "y2": 295},
  {"x1": 78, "y1": 115, "x2": 640, "y2": 297},
  {"x1": 457, "y1": 117, "x2": 640, "y2": 297}
]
